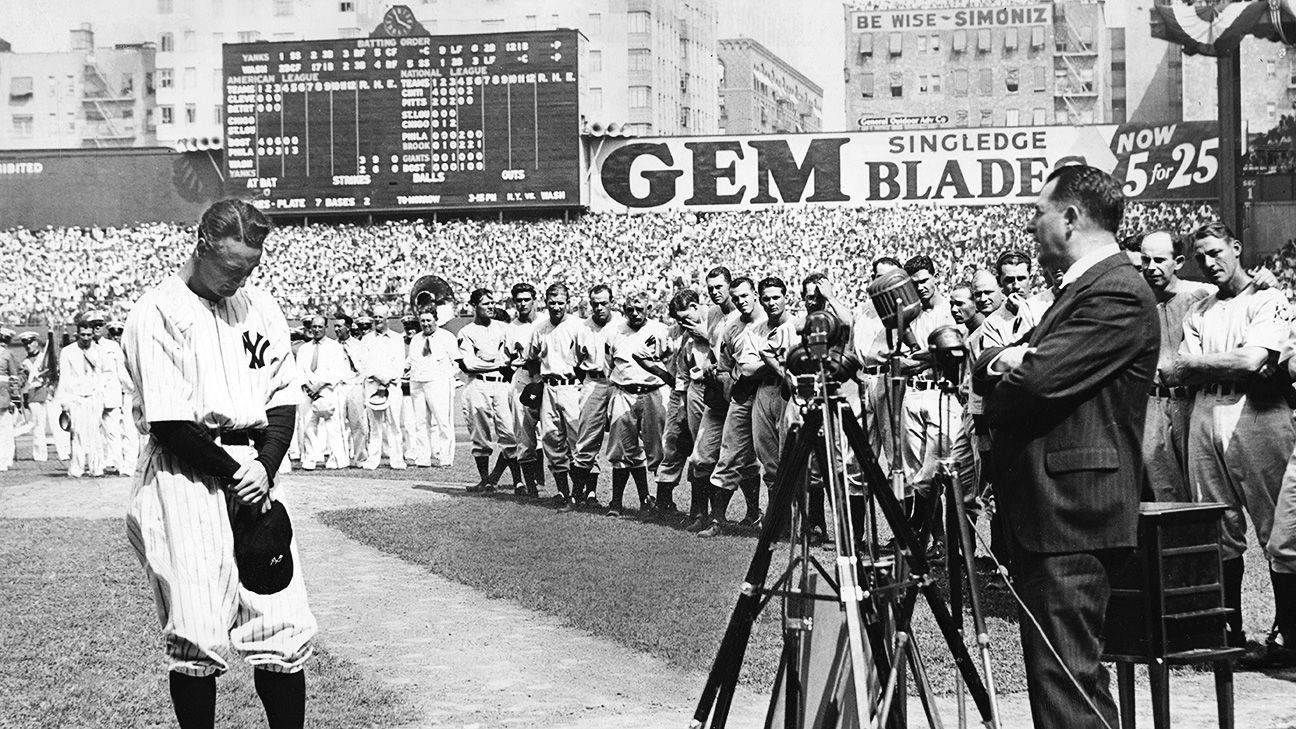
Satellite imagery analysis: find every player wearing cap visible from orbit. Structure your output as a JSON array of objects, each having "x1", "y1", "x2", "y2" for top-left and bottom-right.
[
  {"x1": 526, "y1": 283, "x2": 586, "y2": 507},
  {"x1": 753, "y1": 277, "x2": 800, "y2": 504},
  {"x1": 682, "y1": 267, "x2": 738, "y2": 532},
  {"x1": 57, "y1": 318, "x2": 105, "y2": 478},
  {"x1": 360, "y1": 305, "x2": 406, "y2": 470},
  {"x1": 122, "y1": 200, "x2": 315, "y2": 728},
  {"x1": 0, "y1": 328, "x2": 26, "y2": 471},
  {"x1": 19, "y1": 331, "x2": 68, "y2": 464},
  {"x1": 335, "y1": 312, "x2": 368, "y2": 466},
  {"x1": 1161, "y1": 221, "x2": 1296, "y2": 663},
  {"x1": 569, "y1": 284, "x2": 620, "y2": 505},
  {"x1": 405, "y1": 308, "x2": 459, "y2": 467},
  {"x1": 505, "y1": 283, "x2": 545, "y2": 494},
  {"x1": 604, "y1": 290, "x2": 674, "y2": 516},
  {"x1": 653, "y1": 293, "x2": 699, "y2": 520},
  {"x1": 91, "y1": 314, "x2": 137, "y2": 476},
  {"x1": 457, "y1": 288, "x2": 519, "y2": 491},
  {"x1": 297, "y1": 315, "x2": 349, "y2": 470}
]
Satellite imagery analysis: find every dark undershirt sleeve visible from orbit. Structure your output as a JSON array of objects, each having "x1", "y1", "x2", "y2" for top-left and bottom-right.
[
  {"x1": 148, "y1": 421, "x2": 241, "y2": 480},
  {"x1": 254, "y1": 405, "x2": 296, "y2": 483}
]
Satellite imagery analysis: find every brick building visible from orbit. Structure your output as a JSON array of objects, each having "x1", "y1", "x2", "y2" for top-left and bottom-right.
[
  {"x1": 717, "y1": 37, "x2": 821, "y2": 134},
  {"x1": 843, "y1": 0, "x2": 1113, "y2": 131}
]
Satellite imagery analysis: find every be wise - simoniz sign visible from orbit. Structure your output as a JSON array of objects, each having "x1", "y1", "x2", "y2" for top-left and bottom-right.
[{"x1": 588, "y1": 122, "x2": 1221, "y2": 213}]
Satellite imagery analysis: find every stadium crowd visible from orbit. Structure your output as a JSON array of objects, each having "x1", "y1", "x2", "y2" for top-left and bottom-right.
[{"x1": 0, "y1": 201, "x2": 1225, "y2": 326}]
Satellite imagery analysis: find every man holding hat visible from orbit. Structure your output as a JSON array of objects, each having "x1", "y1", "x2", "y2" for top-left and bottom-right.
[
  {"x1": 399, "y1": 313, "x2": 420, "y2": 464},
  {"x1": 19, "y1": 331, "x2": 69, "y2": 464},
  {"x1": 361, "y1": 304, "x2": 406, "y2": 470},
  {"x1": 104, "y1": 321, "x2": 140, "y2": 475},
  {"x1": 0, "y1": 328, "x2": 26, "y2": 471},
  {"x1": 333, "y1": 313, "x2": 367, "y2": 466},
  {"x1": 57, "y1": 316, "x2": 105, "y2": 477},
  {"x1": 93, "y1": 313, "x2": 136, "y2": 476}
]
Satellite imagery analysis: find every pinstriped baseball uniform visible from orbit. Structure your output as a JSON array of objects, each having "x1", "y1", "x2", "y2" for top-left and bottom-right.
[
  {"x1": 123, "y1": 274, "x2": 316, "y2": 678},
  {"x1": 571, "y1": 313, "x2": 621, "y2": 473},
  {"x1": 506, "y1": 316, "x2": 542, "y2": 462},
  {"x1": 527, "y1": 314, "x2": 585, "y2": 473}
]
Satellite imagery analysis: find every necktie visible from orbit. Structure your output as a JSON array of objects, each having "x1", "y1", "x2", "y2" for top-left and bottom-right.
[
  {"x1": 343, "y1": 344, "x2": 357, "y2": 373},
  {"x1": 422, "y1": 336, "x2": 431, "y2": 356},
  {"x1": 310, "y1": 342, "x2": 319, "y2": 372}
]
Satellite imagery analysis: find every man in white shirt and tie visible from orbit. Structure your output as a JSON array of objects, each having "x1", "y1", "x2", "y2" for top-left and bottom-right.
[
  {"x1": 405, "y1": 309, "x2": 460, "y2": 467},
  {"x1": 298, "y1": 315, "x2": 349, "y2": 469},
  {"x1": 361, "y1": 305, "x2": 406, "y2": 470},
  {"x1": 333, "y1": 313, "x2": 368, "y2": 467},
  {"x1": 57, "y1": 317, "x2": 105, "y2": 477}
]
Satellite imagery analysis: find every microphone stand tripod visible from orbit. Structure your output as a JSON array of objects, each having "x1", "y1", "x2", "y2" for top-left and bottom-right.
[
  {"x1": 690, "y1": 349, "x2": 994, "y2": 729},
  {"x1": 931, "y1": 361, "x2": 1000, "y2": 729}
]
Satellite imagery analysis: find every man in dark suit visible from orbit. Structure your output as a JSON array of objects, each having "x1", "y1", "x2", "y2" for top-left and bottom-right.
[{"x1": 974, "y1": 165, "x2": 1159, "y2": 729}]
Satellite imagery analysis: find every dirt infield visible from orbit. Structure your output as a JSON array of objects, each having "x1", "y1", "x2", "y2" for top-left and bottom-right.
[{"x1": 4, "y1": 467, "x2": 1295, "y2": 728}]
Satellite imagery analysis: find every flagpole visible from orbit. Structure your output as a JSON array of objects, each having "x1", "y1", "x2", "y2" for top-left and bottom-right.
[{"x1": 1217, "y1": 45, "x2": 1248, "y2": 266}]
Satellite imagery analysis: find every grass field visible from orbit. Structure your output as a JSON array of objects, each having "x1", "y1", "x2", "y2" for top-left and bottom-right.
[
  {"x1": 321, "y1": 490, "x2": 1033, "y2": 696},
  {"x1": 0, "y1": 517, "x2": 415, "y2": 729}
]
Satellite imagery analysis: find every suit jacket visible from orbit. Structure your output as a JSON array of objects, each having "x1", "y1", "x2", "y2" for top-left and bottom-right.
[{"x1": 973, "y1": 253, "x2": 1158, "y2": 553}]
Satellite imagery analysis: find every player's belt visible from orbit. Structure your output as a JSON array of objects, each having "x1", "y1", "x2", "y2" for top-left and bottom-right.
[
  {"x1": 210, "y1": 428, "x2": 264, "y2": 447},
  {"x1": 580, "y1": 369, "x2": 606, "y2": 380},
  {"x1": 1150, "y1": 384, "x2": 1190, "y2": 399},
  {"x1": 860, "y1": 365, "x2": 885, "y2": 376},
  {"x1": 614, "y1": 382, "x2": 663, "y2": 395},
  {"x1": 543, "y1": 373, "x2": 581, "y2": 386},
  {"x1": 472, "y1": 372, "x2": 507, "y2": 382},
  {"x1": 755, "y1": 373, "x2": 783, "y2": 388},
  {"x1": 1201, "y1": 382, "x2": 1245, "y2": 397},
  {"x1": 909, "y1": 379, "x2": 939, "y2": 391}
]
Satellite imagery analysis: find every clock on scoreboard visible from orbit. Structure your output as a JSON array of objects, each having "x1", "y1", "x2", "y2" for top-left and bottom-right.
[{"x1": 222, "y1": 28, "x2": 580, "y2": 214}]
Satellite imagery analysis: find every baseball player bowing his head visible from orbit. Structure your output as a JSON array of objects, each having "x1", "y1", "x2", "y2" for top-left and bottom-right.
[{"x1": 123, "y1": 199, "x2": 316, "y2": 729}]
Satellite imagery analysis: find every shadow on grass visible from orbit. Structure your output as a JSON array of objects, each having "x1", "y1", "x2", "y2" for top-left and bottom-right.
[
  {"x1": 321, "y1": 498, "x2": 1033, "y2": 695},
  {"x1": 0, "y1": 518, "x2": 416, "y2": 729}
]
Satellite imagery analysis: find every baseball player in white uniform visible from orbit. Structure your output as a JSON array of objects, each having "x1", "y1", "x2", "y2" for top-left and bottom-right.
[
  {"x1": 122, "y1": 200, "x2": 314, "y2": 728},
  {"x1": 1162, "y1": 221, "x2": 1295, "y2": 661},
  {"x1": 58, "y1": 318, "x2": 106, "y2": 478},
  {"x1": 506, "y1": 283, "x2": 544, "y2": 493},
  {"x1": 95, "y1": 317, "x2": 137, "y2": 476},
  {"x1": 0, "y1": 328, "x2": 24, "y2": 471},
  {"x1": 569, "y1": 284, "x2": 619, "y2": 506},
  {"x1": 527, "y1": 283, "x2": 586, "y2": 506},
  {"x1": 405, "y1": 309, "x2": 459, "y2": 467},
  {"x1": 457, "y1": 289, "x2": 519, "y2": 491},
  {"x1": 19, "y1": 331, "x2": 69, "y2": 463},
  {"x1": 604, "y1": 291, "x2": 674, "y2": 516}
]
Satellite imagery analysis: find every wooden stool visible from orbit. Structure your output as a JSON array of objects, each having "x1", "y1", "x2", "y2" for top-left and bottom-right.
[{"x1": 1103, "y1": 503, "x2": 1242, "y2": 729}]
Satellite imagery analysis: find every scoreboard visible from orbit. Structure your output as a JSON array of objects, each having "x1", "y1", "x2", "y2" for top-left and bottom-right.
[{"x1": 222, "y1": 29, "x2": 580, "y2": 214}]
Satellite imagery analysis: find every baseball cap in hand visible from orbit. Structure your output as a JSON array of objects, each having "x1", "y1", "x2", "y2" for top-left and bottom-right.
[{"x1": 231, "y1": 499, "x2": 295, "y2": 595}]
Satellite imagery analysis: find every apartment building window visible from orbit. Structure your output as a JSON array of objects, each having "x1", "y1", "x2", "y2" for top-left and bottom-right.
[
  {"x1": 160, "y1": 106, "x2": 174, "y2": 124},
  {"x1": 339, "y1": 1, "x2": 353, "y2": 10},
  {"x1": 1269, "y1": 101, "x2": 1278, "y2": 121},
  {"x1": 1268, "y1": 60, "x2": 1277, "y2": 78},
  {"x1": 857, "y1": 33, "x2": 873, "y2": 58},
  {"x1": 1005, "y1": 27, "x2": 1018, "y2": 51},
  {"x1": 930, "y1": 33, "x2": 940, "y2": 53},
  {"x1": 629, "y1": 49, "x2": 650, "y2": 72},
  {"x1": 158, "y1": 0, "x2": 173, "y2": 13},
  {"x1": 587, "y1": 13, "x2": 601, "y2": 35},
  {"x1": 1034, "y1": 66, "x2": 1047, "y2": 91},
  {"x1": 213, "y1": 0, "x2": 223, "y2": 16},
  {"x1": 213, "y1": 32, "x2": 224, "y2": 48},
  {"x1": 184, "y1": 67, "x2": 196, "y2": 89},
  {"x1": 11, "y1": 114, "x2": 33, "y2": 137},
  {"x1": 888, "y1": 33, "x2": 903, "y2": 57},
  {"x1": 956, "y1": 109, "x2": 968, "y2": 125},
  {"x1": 979, "y1": 109, "x2": 992, "y2": 126},
  {"x1": 274, "y1": 0, "x2": 293, "y2": 16},
  {"x1": 860, "y1": 72, "x2": 874, "y2": 98},
  {"x1": 9, "y1": 77, "x2": 33, "y2": 103},
  {"x1": 629, "y1": 86, "x2": 650, "y2": 108},
  {"x1": 916, "y1": 34, "x2": 926, "y2": 54},
  {"x1": 158, "y1": 68, "x2": 174, "y2": 89},
  {"x1": 160, "y1": 33, "x2": 174, "y2": 52},
  {"x1": 482, "y1": 19, "x2": 504, "y2": 28},
  {"x1": 951, "y1": 68, "x2": 968, "y2": 97},
  {"x1": 1032, "y1": 107, "x2": 1046, "y2": 124},
  {"x1": 238, "y1": 31, "x2": 260, "y2": 43},
  {"x1": 185, "y1": 103, "x2": 196, "y2": 124},
  {"x1": 184, "y1": 30, "x2": 196, "y2": 48},
  {"x1": 214, "y1": 106, "x2": 223, "y2": 125},
  {"x1": 930, "y1": 72, "x2": 941, "y2": 93},
  {"x1": 213, "y1": 69, "x2": 222, "y2": 90},
  {"x1": 1006, "y1": 108, "x2": 1020, "y2": 126},
  {"x1": 889, "y1": 72, "x2": 903, "y2": 98},
  {"x1": 1006, "y1": 68, "x2": 1019, "y2": 93},
  {"x1": 977, "y1": 29, "x2": 991, "y2": 52},
  {"x1": 589, "y1": 50, "x2": 602, "y2": 73},
  {"x1": 919, "y1": 74, "x2": 928, "y2": 93},
  {"x1": 978, "y1": 68, "x2": 992, "y2": 95},
  {"x1": 589, "y1": 87, "x2": 602, "y2": 109},
  {"x1": 628, "y1": 11, "x2": 650, "y2": 34},
  {"x1": 953, "y1": 29, "x2": 967, "y2": 53}
]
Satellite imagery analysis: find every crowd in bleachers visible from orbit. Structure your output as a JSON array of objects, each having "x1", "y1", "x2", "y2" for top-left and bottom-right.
[{"x1": 0, "y1": 201, "x2": 1224, "y2": 325}]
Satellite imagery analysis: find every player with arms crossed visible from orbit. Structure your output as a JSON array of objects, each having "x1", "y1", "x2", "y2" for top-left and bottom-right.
[{"x1": 124, "y1": 200, "x2": 316, "y2": 729}]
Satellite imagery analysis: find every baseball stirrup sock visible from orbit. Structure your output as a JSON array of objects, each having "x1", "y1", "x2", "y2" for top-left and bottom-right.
[
  {"x1": 689, "y1": 479, "x2": 705, "y2": 516},
  {"x1": 630, "y1": 467, "x2": 650, "y2": 503},
  {"x1": 710, "y1": 486, "x2": 735, "y2": 521},
  {"x1": 254, "y1": 669, "x2": 305, "y2": 729},
  {"x1": 169, "y1": 671, "x2": 216, "y2": 729},
  {"x1": 738, "y1": 478, "x2": 760, "y2": 518},
  {"x1": 506, "y1": 457, "x2": 522, "y2": 487},
  {"x1": 1270, "y1": 570, "x2": 1296, "y2": 646},
  {"x1": 1223, "y1": 558, "x2": 1246, "y2": 646},
  {"x1": 656, "y1": 481, "x2": 676, "y2": 508},
  {"x1": 473, "y1": 455, "x2": 490, "y2": 483},
  {"x1": 553, "y1": 471, "x2": 571, "y2": 498},
  {"x1": 569, "y1": 467, "x2": 590, "y2": 500},
  {"x1": 610, "y1": 468, "x2": 629, "y2": 510}
]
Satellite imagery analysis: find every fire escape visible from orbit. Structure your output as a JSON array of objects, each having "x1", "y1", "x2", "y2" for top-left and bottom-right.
[
  {"x1": 81, "y1": 57, "x2": 136, "y2": 147},
  {"x1": 1052, "y1": 4, "x2": 1099, "y2": 124}
]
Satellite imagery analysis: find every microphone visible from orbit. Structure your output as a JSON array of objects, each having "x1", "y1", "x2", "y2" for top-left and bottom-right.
[
  {"x1": 804, "y1": 310, "x2": 839, "y2": 363},
  {"x1": 867, "y1": 268, "x2": 922, "y2": 333},
  {"x1": 928, "y1": 325, "x2": 968, "y2": 386}
]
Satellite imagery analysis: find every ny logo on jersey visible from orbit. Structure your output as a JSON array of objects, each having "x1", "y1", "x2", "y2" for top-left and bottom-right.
[{"x1": 243, "y1": 331, "x2": 270, "y2": 369}]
